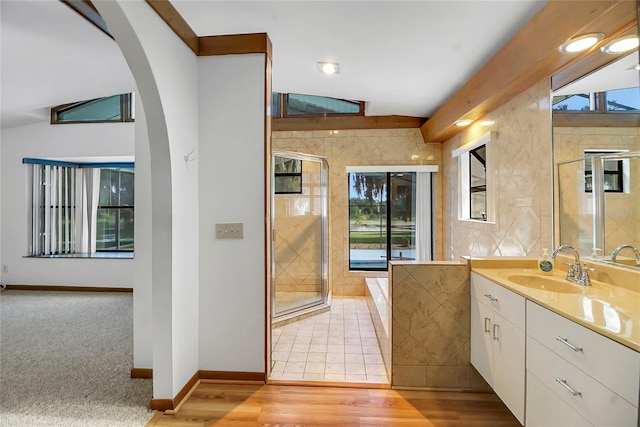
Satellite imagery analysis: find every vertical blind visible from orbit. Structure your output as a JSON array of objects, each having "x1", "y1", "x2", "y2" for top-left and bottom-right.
[{"x1": 29, "y1": 164, "x2": 77, "y2": 256}]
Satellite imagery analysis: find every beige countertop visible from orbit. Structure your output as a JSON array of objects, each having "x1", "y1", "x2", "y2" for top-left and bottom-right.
[{"x1": 471, "y1": 264, "x2": 640, "y2": 352}]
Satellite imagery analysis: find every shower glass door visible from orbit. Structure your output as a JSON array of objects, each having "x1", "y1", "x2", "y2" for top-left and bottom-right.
[{"x1": 272, "y1": 151, "x2": 328, "y2": 317}]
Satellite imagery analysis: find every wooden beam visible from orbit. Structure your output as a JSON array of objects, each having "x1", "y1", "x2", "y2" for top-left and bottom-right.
[
  {"x1": 420, "y1": 1, "x2": 637, "y2": 143},
  {"x1": 273, "y1": 115, "x2": 426, "y2": 132},
  {"x1": 553, "y1": 112, "x2": 640, "y2": 127},
  {"x1": 199, "y1": 33, "x2": 272, "y2": 58},
  {"x1": 145, "y1": 0, "x2": 199, "y2": 55}
]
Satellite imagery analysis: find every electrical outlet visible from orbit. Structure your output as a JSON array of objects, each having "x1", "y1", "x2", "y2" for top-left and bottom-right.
[
  {"x1": 215, "y1": 223, "x2": 243, "y2": 239},
  {"x1": 2, "y1": 265, "x2": 7, "y2": 273}
]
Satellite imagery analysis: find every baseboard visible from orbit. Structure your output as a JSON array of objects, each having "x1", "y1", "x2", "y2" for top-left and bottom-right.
[
  {"x1": 131, "y1": 368, "x2": 153, "y2": 379},
  {"x1": 5, "y1": 284, "x2": 133, "y2": 293},
  {"x1": 149, "y1": 370, "x2": 265, "y2": 411}
]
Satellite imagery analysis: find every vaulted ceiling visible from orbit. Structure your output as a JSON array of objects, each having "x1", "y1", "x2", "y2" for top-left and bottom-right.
[
  {"x1": 0, "y1": 0, "x2": 546, "y2": 130},
  {"x1": 1, "y1": 1, "x2": 637, "y2": 139}
]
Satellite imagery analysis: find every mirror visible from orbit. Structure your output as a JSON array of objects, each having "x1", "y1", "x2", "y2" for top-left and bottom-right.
[{"x1": 553, "y1": 46, "x2": 640, "y2": 269}]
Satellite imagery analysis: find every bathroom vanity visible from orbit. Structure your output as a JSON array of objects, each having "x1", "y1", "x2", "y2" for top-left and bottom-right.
[{"x1": 470, "y1": 258, "x2": 640, "y2": 426}]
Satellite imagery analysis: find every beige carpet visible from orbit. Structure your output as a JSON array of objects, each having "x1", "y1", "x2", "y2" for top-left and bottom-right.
[{"x1": 0, "y1": 290, "x2": 154, "y2": 426}]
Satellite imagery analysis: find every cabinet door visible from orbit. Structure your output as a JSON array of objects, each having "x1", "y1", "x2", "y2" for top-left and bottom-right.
[
  {"x1": 492, "y1": 312, "x2": 525, "y2": 425},
  {"x1": 470, "y1": 296, "x2": 493, "y2": 387}
]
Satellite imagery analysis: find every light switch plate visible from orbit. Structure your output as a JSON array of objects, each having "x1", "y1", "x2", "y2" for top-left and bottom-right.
[{"x1": 215, "y1": 223, "x2": 243, "y2": 239}]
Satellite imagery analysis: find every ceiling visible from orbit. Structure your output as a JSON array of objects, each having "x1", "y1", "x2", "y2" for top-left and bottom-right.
[{"x1": 2, "y1": 1, "x2": 553, "y2": 130}]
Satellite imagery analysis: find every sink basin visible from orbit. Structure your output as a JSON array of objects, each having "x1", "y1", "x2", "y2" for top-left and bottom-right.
[{"x1": 500, "y1": 273, "x2": 586, "y2": 294}]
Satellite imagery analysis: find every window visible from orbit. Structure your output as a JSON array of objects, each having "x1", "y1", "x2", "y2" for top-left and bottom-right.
[
  {"x1": 349, "y1": 172, "x2": 415, "y2": 270},
  {"x1": 25, "y1": 159, "x2": 134, "y2": 256},
  {"x1": 272, "y1": 92, "x2": 364, "y2": 117},
  {"x1": 97, "y1": 169, "x2": 135, "y2": 251},
  {"x1": 274, "y1": 157, "x2": 302, "y2": 194},
  {"x1": 584, "y1": 151, "x2": 625, "y2": 193},
  {"x1": 455, "y1": 132, "x2": 495, "y2": 222},
  {"x1": 469, "y1": 145, "x2": 487, "y2": 220},
  {"x1": 553, "y1": 87, "x2": 639, "y2": 112},
  {"x1": 51, "y1": 93, "x2": 134, "y2": 124}
]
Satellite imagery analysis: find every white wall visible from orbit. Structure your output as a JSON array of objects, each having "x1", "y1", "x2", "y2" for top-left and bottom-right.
[
  {"x1": 0, "y1": 121, "x2": 135, "y2": 287},
  {"x1": 96, "y1": 0, "x2": 200, "y2": 399},
  {"x1": 133, "y1": 96, "x2": 153, "y2": 369},
  {"x1": 198, "y1": 55, "x2": 266, "y2": 373}
]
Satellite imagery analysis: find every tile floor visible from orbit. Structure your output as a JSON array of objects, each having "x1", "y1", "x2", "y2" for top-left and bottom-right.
[{"x1": 270, "y1": 296, "x2": 389, "y2": 383}]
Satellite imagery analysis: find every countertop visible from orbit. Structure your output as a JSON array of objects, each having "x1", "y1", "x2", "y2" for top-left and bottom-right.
[{"x1": 471, "y1": 266, "x2": 640, "y2": 352}]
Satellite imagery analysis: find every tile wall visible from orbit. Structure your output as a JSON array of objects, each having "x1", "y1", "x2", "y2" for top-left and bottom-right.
[
  {"x1": 273, "y1": 129, "x2": 442, "y2": 296},
  {"x1": 553, "y1": 126, "x2": 639, "y2": 255},
  {"x1": 390, "y1": 261, "x2": 489, "y2": 389},
  {"x1": 274, "y1": 159, "x2": 323, "y2": 294},
  {"x1": 441, "y1": 80, "x2": 554, "y2": 260}
]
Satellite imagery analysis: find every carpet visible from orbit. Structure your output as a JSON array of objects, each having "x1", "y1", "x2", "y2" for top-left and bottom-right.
[{"x1": 0, "y1": 290, "x2": 154, "y2": 426}]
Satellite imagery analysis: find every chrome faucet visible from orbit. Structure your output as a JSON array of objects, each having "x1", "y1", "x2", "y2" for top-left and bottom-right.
[
  {"x1": 611, "y1": 244, "x2": 640, "y2": 264},
  {"x1": 552, "y1": 245, "x2": 592, "y2": 286}
]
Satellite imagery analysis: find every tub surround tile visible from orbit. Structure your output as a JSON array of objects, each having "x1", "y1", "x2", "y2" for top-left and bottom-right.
[
  {"x1": 426, "y1": 366, "x2": 471, "y2": 388},
  {"x1": 391, "y1": 262, "x2": 482, "y2": 390}
]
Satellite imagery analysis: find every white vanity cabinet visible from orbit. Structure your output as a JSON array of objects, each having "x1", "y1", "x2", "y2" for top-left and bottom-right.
[
  {"x1": 470, "y1": 273, "x2": 526, "y2": 425},
  {"x1": 526, "y1": 301, "x2": 639, "y2": 427}
]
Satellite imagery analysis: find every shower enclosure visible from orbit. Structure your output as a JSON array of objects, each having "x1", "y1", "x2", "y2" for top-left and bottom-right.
[{"x1": 271, "y1": 151, "x2": 328, "y2": 318}]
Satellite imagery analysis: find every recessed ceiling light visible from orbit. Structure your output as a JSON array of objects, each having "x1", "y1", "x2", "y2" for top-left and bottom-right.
[
  {"x1": 454, "y1": 119, "x2": 473, "y2": 127},
  {"x1": 601, "y1": 35, "x2": 640, "y2": 54},
  {"x1": 479, "y1": 120, "x2": 495, "y2": 127},
  {"x1": 558, "y1": 33, "x2": 604, "y2": 53},
  {"x1": 318, "y1": 62, "x2": 339, "y2": 75}
]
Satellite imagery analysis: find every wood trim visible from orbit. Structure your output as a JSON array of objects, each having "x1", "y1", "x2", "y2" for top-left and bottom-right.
[
  {"x1": 420, "y1": 1, "x2": 638, "y2": 142},
  {"x1": 144, "y1": 0, "x2": 199, "y2": 55},
  {"x1": 149, "y1": 398, "x2": 173, "y2": 411},
  {"x1": 173, "y1": 372, "x2": 200, "y2": 411},
  {"x1": 273, "y1": 115, "x2": 425, "y2": 132},
  {"x1": 198, "y1": 33, "x2": 271, "y2": 57},
  {"x1": 553, "y1": 112, "x2": 640, "y2": 127},
  {"x1": 5, "y1": 284, "x2": 132, "y2": 292},
  {"x1": 199, "y1": 370, "x2": 266, "y2": 382},
  {"x1": 264, "y1": 51, "x2": 273, "y2": 383},
  {"x1": 131, "y1": 368, "x2": 153, "y2": 379}
]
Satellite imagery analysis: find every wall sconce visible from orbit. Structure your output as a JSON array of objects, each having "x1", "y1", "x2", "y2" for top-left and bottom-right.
[
  {"x1": 601, "y1": 35, "x2": 639, "y2": 54},
  {"x1": 558, "y1": 33, "x2": 604, "y2": 53}
]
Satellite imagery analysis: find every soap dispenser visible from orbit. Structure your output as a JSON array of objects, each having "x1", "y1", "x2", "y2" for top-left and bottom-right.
[{"x1": 538, "y1": 248, "x2": 554, "y2": 274}]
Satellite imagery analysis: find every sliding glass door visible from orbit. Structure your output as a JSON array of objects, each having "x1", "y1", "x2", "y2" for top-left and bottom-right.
[{"x1": 348, "y1": 172, "x2": 418, "y2": 270}]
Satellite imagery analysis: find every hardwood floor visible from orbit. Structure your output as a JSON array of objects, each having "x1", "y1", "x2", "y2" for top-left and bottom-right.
[{"x1": 148, "y1": 381, "x2": 521, "y2": 427}]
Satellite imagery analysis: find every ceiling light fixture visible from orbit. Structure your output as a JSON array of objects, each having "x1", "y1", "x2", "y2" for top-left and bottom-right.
[
  {"x1": 318, "y1": 62, "x2": 339, "y2": 75},
  {"x1": 454, "y1": 119, "x2": 473, "y2": 127},
  {"x1": 479, "y1": 120, "x2": 495, "y2": 127},
  {"x1": 558, "y1": 33, "x2": 604, "y2": 53},
  {"x1": 601, "y1": 35, "x2": 640, "y2": 54}
]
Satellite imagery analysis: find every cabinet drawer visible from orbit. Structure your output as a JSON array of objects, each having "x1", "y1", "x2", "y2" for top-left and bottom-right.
[
  {"x1": 527, "y1": 301, "x2": 640, "y2": 405},
  {"x1": 526, "y1": 371, "x2": 592, "y2": 427},
  {"x1": 527, "y1": 336, "x2": 637, "y2": 426},
  {"x1": 470, "y1": 272, "x2": 525, "y2": 330}
]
